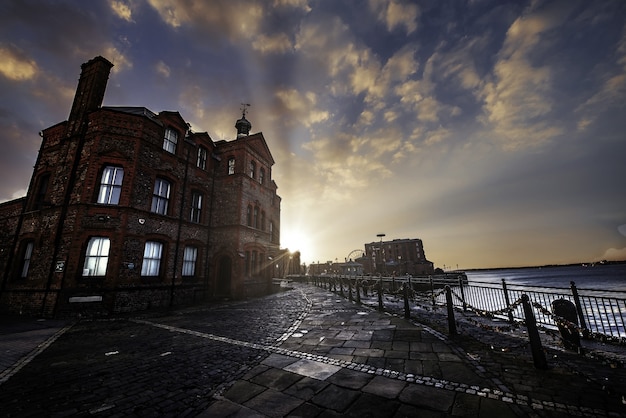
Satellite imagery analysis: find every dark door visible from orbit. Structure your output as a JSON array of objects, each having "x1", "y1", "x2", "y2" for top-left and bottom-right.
[{"x1": 216, "y1": 256, "x2": 232, "y2": 296}]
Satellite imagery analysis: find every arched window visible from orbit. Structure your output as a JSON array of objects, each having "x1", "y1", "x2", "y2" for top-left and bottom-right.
[
  {"x1": 32, "y1": 173, "x2": 50, "y2": 210},
  {"x1": 261, "y1": 211, "x2": 266, "y2": 231},
  {"x1": 247, "y1": 205, "x2": 253, "y2": 226},
  {"x1": 259, "y1": 168, "x2": 265, "y2": 185},
  {"x1": 254, "y1": 206, "x2": 259, "y2": 228},
  {"x1": 182, "y1": 246, "x2": 198, "y2": 276},
  {"x1": 191, "y1": 192, "x2": 203, "y2": 223},
  {"x1": 18, "y1": 240, "x2": 34, "y2": 278},
  {"x1": 83, "y1": 237, "x2": 110, "y2": 277}
]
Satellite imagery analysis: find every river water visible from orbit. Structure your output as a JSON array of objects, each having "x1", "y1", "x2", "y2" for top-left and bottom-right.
[{"x1": 465, "y1": 263, "x2": 626, "y2": 293}]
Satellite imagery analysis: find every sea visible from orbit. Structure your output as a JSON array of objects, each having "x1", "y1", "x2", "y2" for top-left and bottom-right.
[{"x1": 465, "y1": 263, "x2": 626, "y2": 294}]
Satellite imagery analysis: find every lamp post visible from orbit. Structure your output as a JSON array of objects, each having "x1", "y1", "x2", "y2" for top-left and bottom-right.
[{"x1": 376, "y1": 233, "x2": 385, "y2": 276}]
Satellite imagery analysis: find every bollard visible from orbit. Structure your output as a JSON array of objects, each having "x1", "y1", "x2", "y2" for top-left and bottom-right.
[
  {"x1": 356, "y1": 280, "x2": 361, "y2": 304},
  {"x1": 403, "y1": 284, "x2": 410, "y2": 319},
  {"x1": 521, "y1": 294, "x2": 548, "y2": 369},
  {"x1": 377, "y1": 279, "x2": 384, "y2": 311},
  {"x1": 445, "y1": 286, "x2": 457, "y2": 335},
  {"x1": 501, "y1": 279, "x2": 514, "y2": 323}
]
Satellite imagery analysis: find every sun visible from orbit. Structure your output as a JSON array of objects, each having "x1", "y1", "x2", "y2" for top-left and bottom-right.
[{"x1": 281, "y1": 229, "x2": 313, "y2": 260}]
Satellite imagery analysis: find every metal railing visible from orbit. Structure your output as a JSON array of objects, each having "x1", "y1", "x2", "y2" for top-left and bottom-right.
[{"x1": 299, "y1": 274, "x2": 626, "y2": 342}]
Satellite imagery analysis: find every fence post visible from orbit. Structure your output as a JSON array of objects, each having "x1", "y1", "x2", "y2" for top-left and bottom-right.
[
  {"x1": 445, "y1": 286, "x2": 457, "y2": 335},
  {"x1": 403, "y1": 284, "x2": 410, "y2": 319},
  {"x1": 521, "y1": 294, "x2": 548, "y2": 369},
  {"x1": 377, "y1": 279, "x2": 384, "y2": 311},
  {"x1": 569, "y1": 281, "x2": 589, "y2": 336},
  {"x1": 356, "y1": 279, "x2": 361, "y2": 304},
  {"x1": 501, "y1": 279, "x2": 514, "y2": 323},
  {"x1": 458, "y1": 275, "x2": 467, "y2": 311}
]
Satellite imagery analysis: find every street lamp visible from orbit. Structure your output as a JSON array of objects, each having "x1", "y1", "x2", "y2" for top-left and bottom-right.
[{"x1": 376, "y1": 233, "x2": 385, "y2": 276}]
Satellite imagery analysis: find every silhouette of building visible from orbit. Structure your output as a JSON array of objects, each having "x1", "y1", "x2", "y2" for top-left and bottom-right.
[
  {"x1": 363, "y1": 238, "x2": 433, "y2": 275},
  {"x1": 0, "y1": 56, "x2": 283, "y2": 317}
]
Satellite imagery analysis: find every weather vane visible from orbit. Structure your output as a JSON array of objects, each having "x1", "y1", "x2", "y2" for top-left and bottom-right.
[{"x1": 241, "y1": 102, "x2": 251, "y2": 117}]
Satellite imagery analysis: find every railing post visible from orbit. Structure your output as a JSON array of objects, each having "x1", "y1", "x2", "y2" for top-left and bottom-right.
[
  {"x1": 430, "y1": 275, "x2": 436, "y2": 306},
  {"x1": 355, "y1": 279, "x2": 361, "y2": 304},
  {"x1": 377, "y1": 279, "x2": 384, "y2": 311},
  {"x1": 458, "y1": 275, "x2": 467, "y2": 311},
  {"x1": 403, "y1": 284, "x2": 410, "y2": 319},
  {"x1": 521, "y1": 294, "x2": 548, "y2": 369},
  {"x1": 570, "y1": 281, "x2": 589, "y2": 336},
  {"x1": 445, "y1": 286, "x2": 457, "y2": 335},
  {"x1": 348, "y1": 279, "x2": 353, "y2": 302},
  {"x1": 501, "y1": 279, "x2": 514, "y2": 323}
]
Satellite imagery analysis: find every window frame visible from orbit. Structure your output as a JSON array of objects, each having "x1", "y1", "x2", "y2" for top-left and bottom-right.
[
  {"x1": 249, "y1": 160, "x2": 256, "y2": 179},
  {"x1": 151, "y1": 177, "x2": 171, "y2": 215},
  {"x1": 82, "y1": 237, "x2": 110, "y2": 277},
  {"x1": 97, "y1": 165, "x2": 124, "y2": 205},
  {"x1": 182, "y1": 246, "x2": 198, "y2": 277},
  {"x1": 163, "y1": 128, "x2": 178, "y2": 154},
  {"x1": 190, "y1": 191, "x2": 203, "y2": 223},
  {"x1": 18, "y1": 240, "x2": 35, "y2": 278},
  {"x1": 228, "y1": 157, "x2": 235, "y2": 175},
  {"x1": 141, "y1": 241, "x2": 163, "y2": 277},
  {"x1": 197, "y1": 146, "x2": 207, "y2": 170}
]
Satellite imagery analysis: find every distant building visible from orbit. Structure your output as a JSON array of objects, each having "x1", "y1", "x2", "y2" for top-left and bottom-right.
[
  {"x1": 363, "y1": 238, "x2": 433, "y2": 275},
  {"x1": 0, "y1": 56, "x2": 284, "y2": 317}
]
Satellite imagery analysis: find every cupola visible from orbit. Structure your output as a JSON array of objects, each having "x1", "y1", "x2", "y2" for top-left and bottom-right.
[{"x1": 235, "y1": 103, "x2": 252, "y2": 138}]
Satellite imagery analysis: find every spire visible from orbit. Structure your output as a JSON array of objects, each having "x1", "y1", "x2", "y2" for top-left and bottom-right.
[{"x1": 235, "y1": 103, "x2": 252, "y2": 138}]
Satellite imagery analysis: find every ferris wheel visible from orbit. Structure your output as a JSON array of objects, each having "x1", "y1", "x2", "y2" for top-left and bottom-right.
[{"x1": 347, "y1": 249, "x2": 366, "y2": 261}]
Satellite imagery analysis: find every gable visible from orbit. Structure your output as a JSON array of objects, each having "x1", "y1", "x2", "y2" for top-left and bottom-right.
[{"x1": 245, "y1": 132, "x2": 275, "y2": 165}]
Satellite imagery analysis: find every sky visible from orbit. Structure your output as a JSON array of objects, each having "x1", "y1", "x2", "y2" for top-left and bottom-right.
[{"x1": 1, "y1": 0, "x2": 625, "y2": 270}]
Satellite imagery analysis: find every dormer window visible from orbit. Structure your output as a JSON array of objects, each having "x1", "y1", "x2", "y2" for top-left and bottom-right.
[{"x1": 163, "y1": 128, "x2": 178, "y2": 154}]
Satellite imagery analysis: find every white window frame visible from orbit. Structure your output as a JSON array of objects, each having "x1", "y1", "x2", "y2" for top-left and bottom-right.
[
  {"x1": 141, "y1": 241, "x2": 163, "y2": 276},
  {"x1": 182, "y1": 246, "x2": 198, "y2": 277},
  {"x1": 228, "y1": 158, "x2": 235, "y2": 175},
  {"x1": 197, "y1": 146, "x2": 207, "y2": 170},
  {"x1": 163, "y1": 128, "x2": 178, "y2": 154},
  {"x1": 83, "y1": 237, "x2": 110, "y2": 277},
  {"x1": 97, "y1": 166, "x2": 124, "y2": 205},
  {"x1": 151, "y1": 178, "x2": 171, "y2": 215}
]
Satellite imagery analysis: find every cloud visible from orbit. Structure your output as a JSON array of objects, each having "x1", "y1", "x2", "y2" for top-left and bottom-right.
[
  {"x1": 478, "y1": 3, "x2": 571, "y2": 149},
  {"x1": 252, "y1": 33, "x2": 293, "y2": 54},
  {"x1": 109, "y1": 0, "x2": 134, "y2": 22},
  {"x1": 0, "y1": 45, "x2": 39, "y2": 81},
  {"x1": 369, "y1": 0, "x2": 419, "y2": 34},
  {"x1": 600, "y1": 247, "x2": 626, "y2": 261},
  {"x1": 275, "y1": 89, "x2": 329, "y2": 127},
  {"x1": 155, "y1": 60, "x2": 171, "y2": 78}
]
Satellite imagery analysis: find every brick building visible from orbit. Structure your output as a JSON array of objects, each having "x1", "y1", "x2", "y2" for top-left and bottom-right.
[
  {"x1": 363, "y1": 238, "x2": 434, "y2": 276},
  {"x1": 0, "y1": 56, "x2": 284, "y2": 317}
]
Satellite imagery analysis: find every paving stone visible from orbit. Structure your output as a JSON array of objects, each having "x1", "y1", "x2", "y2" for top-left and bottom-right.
[
  {"x1": 251, "y1": 368, "x2": 304, "y2": 391},
  {"x1": 477, "y1": 397, "x2": 520, "y2": 418},
  {"x1": 326, "y1": 368, "x2": 374, "y2": 390},
  {"x1": 362, "y1": 376, "x2": 407, "y2": 399},
  {"x1": 262, "y1": 353, "x2": 300, "y2": 368},
  {"x1": 283, "y1": 358, "x2": 341, "y2": 380},
  {"x1": 286, "y1": 401, "x2": 324, "y2": 418},
  {"x1": 344, "y1": 392, "x2": 400, "y2": 418},
  {"x1": 223, "y1": 380, "x2": 267, "y2": 404},
  {"x1": 244, "y1": 388, "x2": 304, "y2": 417},
  {"x1": 311, "y1": 384, "x2": 360, "y2": 412},
  {"x1": 398, "y1": 383, "x2": 455, "y2": 412},
  {"x1": 284, "y1": 376, "x2": 330, "y2": 400}
]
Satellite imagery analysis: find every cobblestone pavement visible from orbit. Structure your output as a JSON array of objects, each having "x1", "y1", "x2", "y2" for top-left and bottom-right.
[{"x1": 1, "y1": 283, "x2": 625, "y2": 417}]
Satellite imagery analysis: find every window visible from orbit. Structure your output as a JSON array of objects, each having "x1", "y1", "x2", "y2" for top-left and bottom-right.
[
  {"x1": 151, "y1": 178, "x2": 171, "y2": 215},
  {"x1": 33, "y1": 173, "x2": 50, "y2": 210},
  {"x1": 141, "y1": 241, "x2": 163, "y2": 276},
  {"x1": 163, "y1": 128, "x2": 178, "y2": 154},
  {"x1": 83, "y1": 237, "x2": 110, "y2": 276},
  {"x1": 251, "y1": 251, "x2": 257, "y2": 274},
  {"x1": 97, "y1": 166, "x2": 124, "y2": 205},
  {"x1": 191, "y1": 192, "x2": 203, "y2": 223},
  {"x1": 254, "y1": 206, "x2": 259, "y2": 228},
  {"x1": 269, "y1": 221, "x2": 275, "y2": 243},
  {"x1": 182, "y1": 246, "x2": 198, "y2": 276},
  {"x1": 197, "y1": 146, "x2": 207, "y2": 170},
  {"x1": 261, "y1": 211, "x2": 266, "y2": 231},
  {"x1": 259, "y1": 168, "x2": 265, "y2": 185},
  {"x1": 228, "y1": 158, "x2": 235, "y2": 175},
  {"x1": 249, "y1": 161, "x2": 256, "y2": 179},
  {"x1": 19, "y1": 241, "x2": 34, "y2": 278},
  {"x1": 247, "y1": 205, "x2": 253, "y2": 226},
  {"x1": 245, "y1": 251, "x2": 250, "y2": 275}
]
